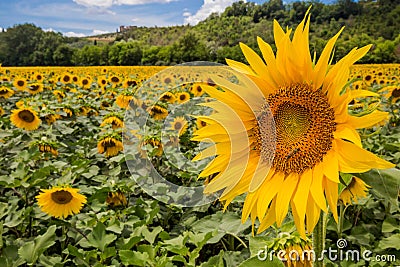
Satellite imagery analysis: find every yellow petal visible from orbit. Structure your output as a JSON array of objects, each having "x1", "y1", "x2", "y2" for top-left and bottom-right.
[
  {"x1": 239, "y1": 42, "x2": 268, "y2": 77},
  {"x1": 310, "y1": 163, "x2": 328, "y2": 212},
  {"x1": 275, "y1": 173, "x2": 299, "y2": 226},
  {"x1": 345, "y1": 111, "x2": 389, "y2": 129},
  {"x1": 322, "y1": 150, "x2": 340, "y2": 183},
  {"x1": 323, "y1": 177, "x2": 339, "y2": 222}
]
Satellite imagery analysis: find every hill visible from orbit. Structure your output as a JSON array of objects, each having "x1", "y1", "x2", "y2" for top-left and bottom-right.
[{"x1": 0, "y1": 0, "x2": 399, "y2": 66}]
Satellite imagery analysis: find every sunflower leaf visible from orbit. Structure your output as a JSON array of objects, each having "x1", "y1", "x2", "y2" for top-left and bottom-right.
[
  {"x1": 18, "y1": 225, "x2": 56, "y2": 265},
  {"x1": 354, "y1": 168, "x2": 400, "y2": 210},
  {"x1": 86, "y1": 221, "x2": 117, "y2": 252}
]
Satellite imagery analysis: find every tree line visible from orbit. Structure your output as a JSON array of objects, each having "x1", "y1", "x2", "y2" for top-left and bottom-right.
[{"x1": 0, "y1": 0, "x2": 399, "y2": 66}]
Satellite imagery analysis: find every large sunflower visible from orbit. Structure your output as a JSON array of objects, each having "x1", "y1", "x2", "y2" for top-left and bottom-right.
[
  {"x1": 36, "y1": 186, "x2": 87, "y2": 219},
  {"x1": 10, "y1": 107, "x2": 41, "y2": 131},
  {"x1": 193, "y1": 10, "x2": 394, "y2": 237}
]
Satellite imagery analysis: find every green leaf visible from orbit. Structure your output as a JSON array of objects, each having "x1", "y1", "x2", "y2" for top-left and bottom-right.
[
  {"x1": 354, "y1": 168, "x2": 400, "y2": 207},
  {"x1": 142, "y1": 226, "x2": 163, "y2": 244},
  {"x1": 199, "y1": 250, "x2": 224, "y2": 267},
  {"x1": 382, "y1": 217, "x2": 399, "y2": 233},
  {"x1": 18, "y1": 225, "x2": 56, "y2": 264},
  {"x1": 378, "y1": 234, "x2": 400, "y2": 250},
  {"x1": 86, "y1": 221, "x2": 117, "y2": 251},
  {"x1": 119, "y1": 250, "x2": 149, "y2": 266}
]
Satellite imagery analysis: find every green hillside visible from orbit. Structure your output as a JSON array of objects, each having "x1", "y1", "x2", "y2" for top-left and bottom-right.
[{"x1": 0, "y1": 0, "x2": 399, "y2": 66}]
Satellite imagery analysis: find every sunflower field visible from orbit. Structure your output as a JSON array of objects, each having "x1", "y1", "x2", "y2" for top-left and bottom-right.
[{"x1": 0, "y1": 61, "x2": 399, "y2": 267}]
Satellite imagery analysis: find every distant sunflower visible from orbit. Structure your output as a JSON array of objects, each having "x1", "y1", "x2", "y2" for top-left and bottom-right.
[
  {"x1": 196, "y1": 118, "x2": 207, "y2": 129},
  {"x1": 123, "y1": 79, "x2": 137, "y2": 88},
  {"x1": 190, "y1": 84, "x2": 205, "y2": 97},
  {"x1": 10, "y1": 107, "x2": 41, "y2": 131},
  {"x1": 170, "y1": 116, "x2": 188, "y2": 136},
  {"x1": 97, "y1": 136, "x2": 123, "y2": 157},
  {"x1": 106, "y1": 190, "x2": 128, "y2": 207},
  {"x1": 13, "y1": 77, "x2": 27, "y2": 91},
  {"x1": 192, "y1": 10, "x2": 394, "y2": 237},
  {"x1": 80, "y1": 76, "x2": 92, "y2": 88},
  {"x1": 0, "y1": 86, "x2": 14, "y2": 98},
  {"x1": 339, "y1": 176, "x2": 370, "y2": 206},
  {"x1": 38, "y1": 142, "x2": 59, "y2": 156},
  {"x1": 100, "y1": 114, "x2": 124, "y2": 129},
  {"x1": 175, "y1": 92, "x2": 190, "y2": 104},
  {"x1": 0, "y1": 106, "x2": 4, "y2": 116},
  {"x1": 33, "y1": 72, "x2": 44, "y2": 82},
  {"x1": 378, "y1": 85, "x2": 400, "y2": 103},
  {"x1": 147, "y1": 105, "x2": 168, "y2": 120},
  {"x1": 27, "y1": 83, "x2": 44, "y2": 95},
  {"x1": 160, "y1": 92, "x2": 176, "y2": 103},
  {"x1": 116, "y1": 94, "x2": 133, "y2": 109},
  {"x1": 60, "y1": 73, "x2": 72, "y2": 84},
  {"x1": 36, "y1": 186, "x2": 86, "y2": 219}
]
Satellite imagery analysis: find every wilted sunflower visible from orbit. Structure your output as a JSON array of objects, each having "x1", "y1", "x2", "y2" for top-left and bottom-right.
[
  {"x1": 97, "y1": 136, "x2": 124, "y2": 157},
  {"x1": 27, "y1": 83, "x2": 44, "y2": 95},
  {"x1": 38, "y1": 142, "x2": 59, "y2": 156},
  {"x1": 106, "y1": 190, "x2": 128, "y2": 207},
  {"x1": 193, "y1": 10, "x2": 394, "y2": 237},
  {"x1": 10, "y1": 107, "x2": 41, "y2": 131},
  {"x1": 100, "y1": 113, "x2": 124, "y2": 129},
  {"x1": 0, "y1": 86, "x2": 14, "y2": 98},
  {"x1": 339, "y1": 176, "x2": 370, "y2": 206},
  {"x1": 147, "y1": 105, "x2": 168, "y2": 120},
  {"x1": 160, "y1": 92, "x2": 176, "y2": 103},
  {"x1": 170, "y1": 116, "x2": 188, "y2": 136},
  {"x1": 175, "y1": 92, "x2": 190, "y2": 104},
  {"x1": 36, "y1": 186, "x2": 86, "y2": 219}
]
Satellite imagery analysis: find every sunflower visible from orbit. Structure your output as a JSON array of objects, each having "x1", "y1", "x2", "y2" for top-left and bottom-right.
[
  {"x1": 378, "y1": 85, "x2": 400, "y2": 103},
  {"x1": 139, "y1": 137, "x2": 163, "y2": 158},
  {"x1": 123, "y1": 79, "x2": 137, "y2": 88},
  {"x1": 100, "y1": 114, "x2": 124, "y2": 129},
  {"x1": 10, "y1": 107, "x2": 41, "y2": 131},
  {"x1": 97, "y1": 136, "x2": 124, "y2": 157},
  {"x1": 106, "y1": 190, "x2": 128, "y2": 207},
  {"x1": 196, "y1": 118, "x2": 207, "y2": 129},
  {"x1": 175, "y1": 92, "x2": 190, "y2": 104},
  {"x1": 36, "y1": 186, "x2": 86, "y2": 219},
  {"x1": 147, "y1": 105, "x2": 168, "y2": 120},
  {"x1": 160, "y1": 92, "x2": 176, "y2": 103},
  {"x1": 0, "y1": 106, "x2": 4, "y2": 116},
  {"x1": 38, "y1": 142, "x2": 59, "y2": 156},
  {"x1": 13, "y1": 77, "x2": 27, "y2": 91},
  {"x1": 339, "y1": 176, "x2": 370, "y2": 206},
  {"x1": 0, "y1": 86, "x2": 14, "y2": 98},
  {"x1": 192, "y1": 10, "x2": 394, "y2": 238},
  {"x1": 27, "y1": 83, "x2": 44, "y2": 95},
  {"x1": 170, "y1": 116, "x2": 188, "y2": 136},
  {"x1": 116, "y1": 94, "x2": 133, "y2": 109},
  {"x1": 59, "y1": 72, "x2": 72, "y2": 84},
  {"x1": 33, "y1": 72, "x2": 44, "y2": 82},
  {"x1": 80, "y1": 76, "x2": 92, "y2": 88},
  {"x1": 190, "y1": 83, "x2": 205, "y2": 97}
]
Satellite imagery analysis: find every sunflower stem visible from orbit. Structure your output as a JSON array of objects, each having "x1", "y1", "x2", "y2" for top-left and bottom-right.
[{"x1": 312, "y1": 212, "x2": 327, "y2": 267}]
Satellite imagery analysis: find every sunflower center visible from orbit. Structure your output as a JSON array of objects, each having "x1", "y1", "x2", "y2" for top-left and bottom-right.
[
  {"x1": 0, "y1": 89, "x2": 7, "y2": 95},
  {"x1": 17, "y1": 80, "x2": 25, "y2": 87},
  {"x1": 259, "y1": 83, "x2": 336, "y2": 174},
  {"x1": 391, "y1": 88, "x2": 400, "y2": 98},
  {"x1": 30, "y1": 85, "x2": 40, "y2": 91},
  {"x1": 51, "y1": 190, "x2": 73, "y2": 204},
  {"x1": 174, "y1": 122, "x2": 182, "y2": 130},
  {"x1": 18, "y1": 110, "x2": 35, "y2": 123}
]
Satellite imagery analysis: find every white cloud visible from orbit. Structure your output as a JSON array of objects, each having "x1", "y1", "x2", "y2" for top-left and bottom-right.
[
  {"x1": 184, "y1": 0, "x2": 242, "y2": 25},
  {"x1": 92, "y1": 29, "x2": 110, "y2": 35},
  {"x1": 182, "y1": 11, "x2": 191, "y2": 17},
  {"x1": 64, "y1": 31, "x2": 86, "y2": 37},
  {"x1": 73, "y1": 0, "x2": 176, "y2": 8},
  {"x1": 43, "y1": 28, "x2": 55, "y2": 32}
]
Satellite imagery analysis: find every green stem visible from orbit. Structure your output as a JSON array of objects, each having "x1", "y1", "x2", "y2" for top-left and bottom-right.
[{"x1": 313, "y1": 212, "x2": 327, "y2": 267}]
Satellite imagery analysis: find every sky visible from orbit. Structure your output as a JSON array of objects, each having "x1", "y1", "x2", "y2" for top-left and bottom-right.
[{"x1": 0, "y1": 0, "x2": 333, "y2": 37}]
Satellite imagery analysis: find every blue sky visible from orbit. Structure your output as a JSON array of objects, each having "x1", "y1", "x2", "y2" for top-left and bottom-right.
[{"x1": 0, "y1": 0, "x2": 333, "y2": 37}]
